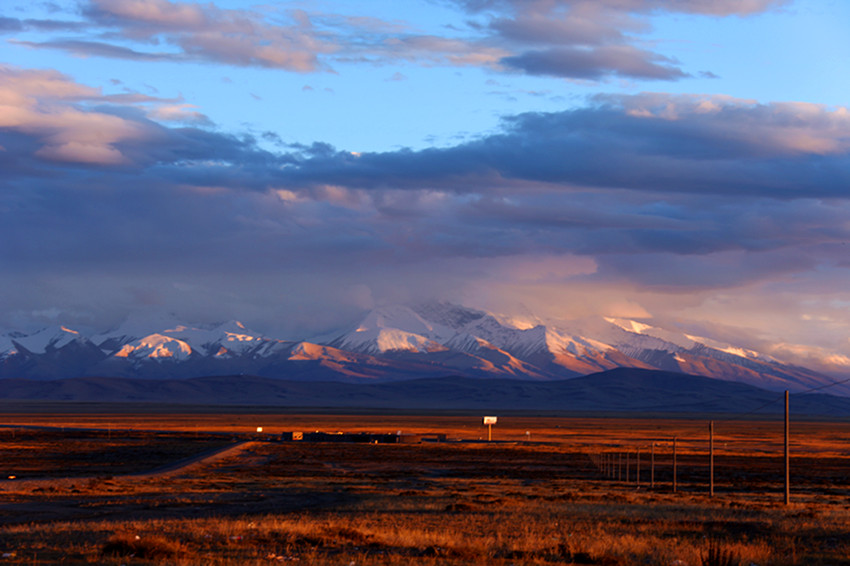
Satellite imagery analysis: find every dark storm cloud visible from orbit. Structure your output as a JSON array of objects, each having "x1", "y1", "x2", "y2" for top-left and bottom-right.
[{"x1": 277, "y1": 94, "x2": 850, "y2": 199}]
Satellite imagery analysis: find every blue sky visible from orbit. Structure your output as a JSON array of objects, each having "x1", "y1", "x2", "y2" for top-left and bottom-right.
[
  {"x1": 2, "y1": 0, "x2": 850, "y2": 374},
  {"x1": 7, "y1": 0, "x2": 847, "y2": 152}
]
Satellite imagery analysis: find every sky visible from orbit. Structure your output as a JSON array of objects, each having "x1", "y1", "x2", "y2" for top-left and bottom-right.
[{"x1": 1, "y1": 0, "x2": 850, "y2": 374}]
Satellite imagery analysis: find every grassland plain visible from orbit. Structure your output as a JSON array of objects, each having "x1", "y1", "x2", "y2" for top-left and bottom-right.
[{"x1": 0, "y1": 410, "x2": 849, "y2": 565}]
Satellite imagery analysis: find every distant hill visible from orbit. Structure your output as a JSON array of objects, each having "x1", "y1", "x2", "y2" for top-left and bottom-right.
[{"x1": 1, "y1": 368, "x2": 848, "y2": 416}]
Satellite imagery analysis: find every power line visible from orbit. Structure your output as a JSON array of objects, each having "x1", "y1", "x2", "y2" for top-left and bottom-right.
[
  {"x1": 729, "y1": 374, "x2": 850, "y2": 419},
  {"x1": 795, "y1": 374, "x2": 850, "y2": 396}
]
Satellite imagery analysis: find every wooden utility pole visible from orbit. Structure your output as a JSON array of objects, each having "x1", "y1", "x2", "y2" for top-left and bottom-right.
[
  {"x1": 673, "y1": 437, "x2": 678, "y2": 493},
  {"x1": 709, "y1": 421, "x2": 714, "y2": 497},
  {"x1": 651, "y1": 442, "x2": 655, "y2": 488},
  {"x1": 636, "y1": 448, "x2": 641, "y2": 486},
  {"x1": 785, "y1": 390, "x2": 790, "y2": 505},
  {"x1": 618, "y1": 452, "x2": 622, "y2": 481}
]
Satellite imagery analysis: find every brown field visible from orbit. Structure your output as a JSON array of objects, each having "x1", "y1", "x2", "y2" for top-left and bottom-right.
[{"x1": 1, "y1": 408, "x2": 850, "y2": 565}]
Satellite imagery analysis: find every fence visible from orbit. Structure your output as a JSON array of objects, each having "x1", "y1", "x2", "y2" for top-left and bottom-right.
[{"x1": 586, "y1": 392, "x2": 796, "y2": 502}]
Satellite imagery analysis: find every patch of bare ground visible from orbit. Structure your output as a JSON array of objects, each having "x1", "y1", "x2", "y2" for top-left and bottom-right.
[{"x1": 0, "y1": 414, "x2": 849, "y2": 564}]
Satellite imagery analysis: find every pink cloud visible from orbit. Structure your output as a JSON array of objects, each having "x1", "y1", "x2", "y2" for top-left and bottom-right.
[
  {"x1": 0, "y1": 65, "x2": 200, "y2": 165},
  {"x1": 89, "y1": 0, "x2": 208, "y2": 29},
  {"x1": 617, "y1": 93, "x2": 850, "y2": 156},
  {"x1": 84, "y1": 0, "x2": 332, "y2": 71}
]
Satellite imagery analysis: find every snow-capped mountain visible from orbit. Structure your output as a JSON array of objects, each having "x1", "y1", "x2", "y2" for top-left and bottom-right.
[
  {"x1": 0, "y1": 325, "x2": 107, "y2": 380},
  {"x1": 1, "y1": 302, "x2": 847, "y2": 396},
  {"x1": 11, "y1": 325, "x2": 91, "y2": 354},
  {"x1": 327, "y1": 302, "x2": 847, "y2": 394}
]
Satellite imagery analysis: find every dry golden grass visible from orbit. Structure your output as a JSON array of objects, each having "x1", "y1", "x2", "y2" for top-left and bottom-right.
[{"x1": 0, "y1": 412, "x2": 849, "y2": 565}]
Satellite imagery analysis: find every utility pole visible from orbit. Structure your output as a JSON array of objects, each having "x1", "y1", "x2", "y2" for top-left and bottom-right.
[
  {"x1": 709, "y1": 421, "x2": 714, "y2": 497},
  {"x1": 673, "y1": 437, "x2": 678, "y2": 493},
  {"x1": 785, "y1": 390, "x2": 790, "y2": 505},
  {"x1": 636, "y1": 448, "x2": 640, "y2": 486},
  {"x1": 650, "y1": 442, "x2": 655, "y2": 489}
]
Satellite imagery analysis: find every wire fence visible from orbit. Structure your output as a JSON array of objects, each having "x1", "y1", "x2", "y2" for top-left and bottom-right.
[{"x1": 582, "y1": 375, "x2": 850, "y2": 504}]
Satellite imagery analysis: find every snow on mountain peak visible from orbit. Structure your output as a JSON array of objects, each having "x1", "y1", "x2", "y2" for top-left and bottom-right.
[
  {"x1": 605, "y1": 318, "x2": 653, "y2": 335},
  {"x1": 0, "y1": 334, "x2": 17, "y2": 358},
  {"x1": 11, "y1": 325, "x2": 86, "y2": 354},
  {"x1": 683, "y1": 333, "x2": 776, "y2": 363},
  {"x1": 604, "y1": 317, "x2": 699, "y2": 350},
  {"x1": 362, "y1": 305, "x2": 444, "y2": 335},
  {"x1": 337, "y1": 326, "x2": 446, "y2": 354},
  {"x1": 0, "y1": 303, "x2": 844, "y2": 395},
  {"x1": 333, "y1": 304, "x2": 456, "y2": 353},
  {"x1": 93, "y1": 312, "x2": 187, "y2": 347},
  {"x1": 114, "y1": 333, "x2": 193, "y2": 361}
]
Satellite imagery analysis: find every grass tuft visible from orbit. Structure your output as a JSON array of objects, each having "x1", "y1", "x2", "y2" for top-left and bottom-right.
[
  {"x1": 101, "y1": 532, "x2": 187, "y2": 560},
  {"x1": 700, "y1": 539, "x2": 741, "y2": 566}
]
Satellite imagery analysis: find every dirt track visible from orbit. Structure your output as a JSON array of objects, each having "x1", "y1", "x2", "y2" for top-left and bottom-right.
[{"x1": 0, "y1": 440, "x2": 256, "y2": 493}]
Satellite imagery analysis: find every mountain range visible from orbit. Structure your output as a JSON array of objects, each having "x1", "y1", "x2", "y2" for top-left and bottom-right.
[
  {"x1": 1, "y1": 302, "x2": 846, "y2": 398},
  {"x1": 3, "y1": 368, "x2": 849, "y2": 416}
]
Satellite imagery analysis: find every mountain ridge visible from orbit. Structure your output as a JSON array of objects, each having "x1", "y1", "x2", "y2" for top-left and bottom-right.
[
  {"x1": 2, "y1": 302, "x2": 848, "y2": 397},
  {"x1": 0, "y1": 368, "x2": 848, "y2": 416}
]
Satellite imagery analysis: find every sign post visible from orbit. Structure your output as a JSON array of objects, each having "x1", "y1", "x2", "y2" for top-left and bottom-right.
[{"x1": 483, "y1": 416, "x2": 497, "y2": 442}]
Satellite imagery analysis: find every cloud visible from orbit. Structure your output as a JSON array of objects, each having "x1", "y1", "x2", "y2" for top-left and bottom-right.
[
  {"x1": 455, "y1": 0, "x2": 789, "y2": 80},
  {"x1": 0, "y1": 17, "x2": 24, "y2": 32},
  {"x1": 147, "y1": 103, "x2": 212, "y2": 124},
  {"x1": 453, "y1": 0, "x2": 789, "y2": 17},
  {"x1": 274, "y1": 93, "x2": 850, "y2": 198},
  {"x1": 501, "y1": 45, "x2": 687, "y2": 80},
  {"x1": 14, "y1": 1, "x2": 501, "y2": 72},
  {"x1": 85, "y1": 0, "x2": 208, "y2": 29},
  {"x1": 5, "y1": 0, "x2": 786, "y2": 81},
  {"x1": 0, "y1": 65, "x2": 149, "y2": 165},
  {"x1": 0, "y1": 65, "x2": 231, "y2": 166},
  {"x1": 73, "y1": 0, "x2": 332, "y2": 71},
  {"x1": 1, "y1": 66, "x2": 849, "y2": 349},
  {"x1": 0, "y1": 17, "x2": 86, "y2": 34},
  {"x1": 12, "y1": 39, "x2": 175, "y2": 61}
]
